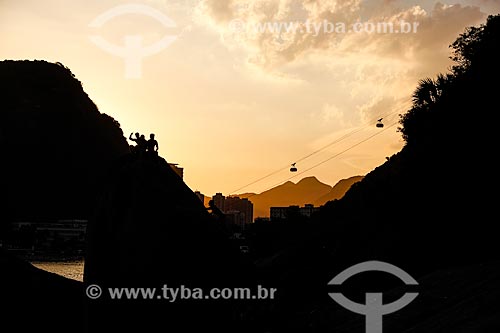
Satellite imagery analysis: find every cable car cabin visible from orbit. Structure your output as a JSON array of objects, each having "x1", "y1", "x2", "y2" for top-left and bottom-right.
[{"x1": 290, "y1": 163, "x2": 298, "y2": 172}]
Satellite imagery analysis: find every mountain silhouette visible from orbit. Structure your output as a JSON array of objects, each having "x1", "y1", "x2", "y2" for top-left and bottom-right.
[
  {"x1": 312, "y1": 176, "x2": 364, "y2": 206},
  {"x1": 239, "y1": 176, "x2": 362, "y2": 218},
  {"x1": 0, "y1": 60, "x2": 129, "y2": 224}
]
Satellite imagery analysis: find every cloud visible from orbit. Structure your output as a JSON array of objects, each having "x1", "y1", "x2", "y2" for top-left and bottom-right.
[
  {"x1": 321, "y1": 103, "x2": 351, "y2": 127},
  {"x1": 356, "y1": 95, "x2": 410, "y2": 126},
  {"x1": 196, "y1": 0, "x2": 486, "y2": 70},
  {"x1": 197, "y1": 0, "x2": 237, "y2": 22},
  {"x1": 462, "y1": 0, "x2": 500, "y2": 14},
  {"x1": 194, "y1": 0, "x2": 489, "y2": 151}
]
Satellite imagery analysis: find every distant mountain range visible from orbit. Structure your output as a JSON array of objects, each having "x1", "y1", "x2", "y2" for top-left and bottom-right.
[{"x1": 235, "y1": 176, "x2": 363, "y2": 218}]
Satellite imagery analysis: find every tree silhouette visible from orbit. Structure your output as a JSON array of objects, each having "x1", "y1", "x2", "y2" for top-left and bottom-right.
[
  {"x1": 399, "y1": 73, "x2": 452, "y2": 144},
  {"x1": 399, "y1": 14, "x2": 500, "y2": 145}
]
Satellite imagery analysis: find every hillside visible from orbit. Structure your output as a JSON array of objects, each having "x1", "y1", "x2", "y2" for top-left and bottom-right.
[
  {"x1": 85, "y1": 153, "x2": 251, "y2": 332},
  {"x1": 0, "y1": 60, "x2": 129, "y2": 223}
]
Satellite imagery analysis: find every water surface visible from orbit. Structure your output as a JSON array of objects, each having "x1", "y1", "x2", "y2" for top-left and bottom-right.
[{"x1": 32, "y1": 260, "x2": 84, "y2": 282}]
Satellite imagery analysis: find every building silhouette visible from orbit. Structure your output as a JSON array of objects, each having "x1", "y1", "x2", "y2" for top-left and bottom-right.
[
  {"x1": 2, "y1": 219, "x2": 88, "y2": 258},
  {"x1": 212, "y1": 193, "x2": 226, "y2": 211},
  {"x1": 225, "y1": 196, "x2": 253, "y2": 226},
  {"x1": 194, "y1": 191, "x2": 205, "y2": 204},
  {"x1": 211, "y1": 193, "x2": 253, "y2": 228},
  {"x1": 270, "y1": 204, "x2": 320, "y2": 221},
  {"x1": 169, "y1": 163, "x2": 184, "y2": 179}
]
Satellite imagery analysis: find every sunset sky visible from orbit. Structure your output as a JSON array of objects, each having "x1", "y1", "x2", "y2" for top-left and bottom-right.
[{"x1": 1, "y1": 0, "x2": 497, "y2": 196}]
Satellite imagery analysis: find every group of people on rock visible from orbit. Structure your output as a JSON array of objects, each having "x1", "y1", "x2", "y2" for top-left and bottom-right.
[{"x1": 129, "y1": 132, "x2": 158, "y2": 156}]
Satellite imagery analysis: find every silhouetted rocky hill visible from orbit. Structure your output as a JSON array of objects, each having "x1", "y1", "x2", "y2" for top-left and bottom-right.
[
  {"x1": 84, "y1": 153, "x2": 252, "y2": 332},
  {"x1": 0, "y1": 60, "x2": 129, "y2": 224}
]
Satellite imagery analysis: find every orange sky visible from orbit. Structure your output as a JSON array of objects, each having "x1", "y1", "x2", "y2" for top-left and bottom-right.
[{"x1": 1, "y1": 0, "x2": 496, "y2": 196}]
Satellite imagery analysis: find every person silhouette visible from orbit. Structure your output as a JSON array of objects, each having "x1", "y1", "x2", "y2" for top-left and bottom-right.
[
  {"x1": 138, "y1": 135, "x2": 147, "y2": 153},
  {"x1": 147, "y1": 133, "x2": 159, "y2": 156},
  {"x1": 129, "y1": 132, "x2": 147, "y2": 155},
  {"x1": 129, "y1": 132, "x2": 139, "y2": 141},
  {"x1": 208, "y1": 200, "x2": 225, "y2": 222},
  {"x1": 129, "y1": 132, "x2": 139, "y2": 153}
]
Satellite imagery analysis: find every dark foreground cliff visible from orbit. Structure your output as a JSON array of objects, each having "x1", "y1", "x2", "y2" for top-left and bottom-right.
[
  {"x1": 84, "y1": 153, "x2": 254, "y2": 332},
  {"x1": 0, "y1": 249, "x2": 84, "y2": 333}
]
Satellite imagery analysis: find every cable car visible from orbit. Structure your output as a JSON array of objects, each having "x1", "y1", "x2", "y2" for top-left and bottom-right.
[
  {"x1": 376, "y1": 118, "x2": 384, "y2": 128},
  {"x1": 290, "y1": 163, "x2": 297, "y2": 172}
]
